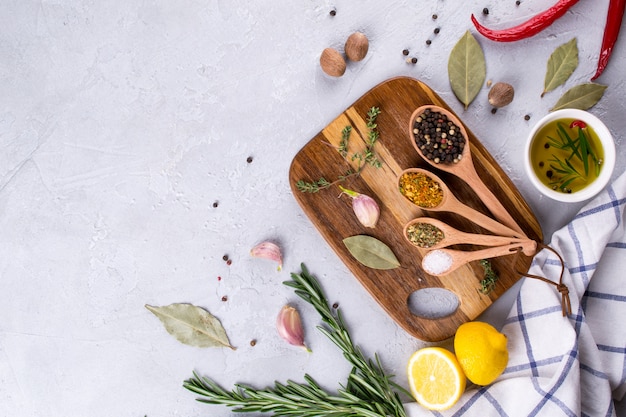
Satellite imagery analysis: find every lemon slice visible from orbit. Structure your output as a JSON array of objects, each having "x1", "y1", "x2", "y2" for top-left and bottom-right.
[{"x1": 407, "y1": 347, "x2": 466, "y2": 411}]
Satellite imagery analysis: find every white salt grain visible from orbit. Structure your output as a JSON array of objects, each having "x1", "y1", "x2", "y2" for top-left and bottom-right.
[{"x1": 422, "y1": 250, "x2": 453, "y2": 275}]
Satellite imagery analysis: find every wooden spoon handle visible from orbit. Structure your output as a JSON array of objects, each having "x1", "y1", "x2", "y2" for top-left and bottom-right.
[
  {"x1": 445, "y1": 197, "x2": 522, "y2": 238},
  {"x1": 462, "y1": 167, "x2": 527, "y2": 237}
]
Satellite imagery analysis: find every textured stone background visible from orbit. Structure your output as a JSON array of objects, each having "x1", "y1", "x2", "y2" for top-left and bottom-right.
[{"x1": 1, "y1": 1, "x2": 624, "y2": 416}]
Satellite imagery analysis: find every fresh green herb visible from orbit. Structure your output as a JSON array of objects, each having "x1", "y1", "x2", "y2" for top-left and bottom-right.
[
  {"x1": 478, "y1": 259, "x2": 498, "y2": 295},
  {"x1": 297, "y1": 107, "x2": 382, "y2": 193},
  {"x1": 547, "y1": 122, "x2": 600, "y2": 192},
  {"x1": 184, "y1": 263, "x2": 408, "y2": 417}
]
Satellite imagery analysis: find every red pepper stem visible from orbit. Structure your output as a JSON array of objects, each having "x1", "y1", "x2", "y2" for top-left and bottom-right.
[
  {"x1": 471, "y1": 0, "x2": 580, "y2": 42},
  {"x1": 591, "y1": 0, "x2": 626, "y2": 80}
]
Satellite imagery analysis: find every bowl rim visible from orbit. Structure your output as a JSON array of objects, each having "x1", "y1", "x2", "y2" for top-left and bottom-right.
[{"x1": 524, "y1": 109, "x2": 616, "y2": 203}]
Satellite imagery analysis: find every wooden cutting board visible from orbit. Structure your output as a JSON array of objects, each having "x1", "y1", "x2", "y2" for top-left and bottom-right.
[{"x1": 288, "y1": 77, "x2": 542, "y2": 342}]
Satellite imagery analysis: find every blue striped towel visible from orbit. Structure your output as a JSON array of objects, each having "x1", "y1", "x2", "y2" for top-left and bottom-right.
[{"x1": 405, "y1": 170, "x2": 626, "y2": 416}]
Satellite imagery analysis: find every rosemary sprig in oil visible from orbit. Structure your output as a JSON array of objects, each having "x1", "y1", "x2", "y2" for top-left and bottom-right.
[
  {"x1": 184, "y1": 263, "x2": 408, "y2": 417},
  {"x1": 297, "y1": 107, "x2": 382, "y2": 193},
  {"x1": 546, "y1": 122, "x2": 601, "y2": 192}
]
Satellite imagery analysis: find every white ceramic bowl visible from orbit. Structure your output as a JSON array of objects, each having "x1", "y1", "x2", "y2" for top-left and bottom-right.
[{"x1": 524, "y1": 109, "x2": 615, "y2": 203}]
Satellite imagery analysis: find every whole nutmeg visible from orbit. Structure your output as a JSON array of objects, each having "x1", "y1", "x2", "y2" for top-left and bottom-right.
[
  {"x1": 345, "y1": 32, "x2": 369, "y2": 62},
  {"x1": 320, "y1": 47, "x2": 346, "y2": 77},
  {"x1": 488, "y1": 82, "x2": 515, "y2": 108}
]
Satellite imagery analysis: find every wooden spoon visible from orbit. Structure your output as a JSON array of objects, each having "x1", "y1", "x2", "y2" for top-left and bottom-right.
[
  {"x1": 408, "y1": 105, "x2": 526, "y2": 237},
  {"x1": 403, "y1": 217, "x2": 533, "y2": 251},
  {"x1": 421, "y1": 240, "x2": 538, "y2": 277},
  {"x1": 398, "y1": 168, "x2": 523, "y2": 238}
]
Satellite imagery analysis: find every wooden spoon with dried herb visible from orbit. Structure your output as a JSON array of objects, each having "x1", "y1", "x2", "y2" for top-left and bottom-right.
[
  {"x1": 408, "y1": 105, "x2": 526, "y2": 237},
  {"x1": 404, "y1": 217, "x2": 532, "y2": 250}
]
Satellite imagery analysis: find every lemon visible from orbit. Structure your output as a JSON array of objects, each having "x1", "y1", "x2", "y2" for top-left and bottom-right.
[
  {"x1": 407, "y1": 347, "x2": 466, "y2": 411},
  {"x1": 454, "y1": 321, "x2": 508, "y2": 386}
]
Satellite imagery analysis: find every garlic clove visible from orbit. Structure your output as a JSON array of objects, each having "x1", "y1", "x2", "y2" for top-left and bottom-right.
[
  {"x1": 339, "y1": 186, "x2": 380, "y2": 228},
  {"x1": 276, "y1": 305, "x2": 310, "y2": 352},
  {"x1": 250, "y1": 241, "x2": 283, "y2": 271}
]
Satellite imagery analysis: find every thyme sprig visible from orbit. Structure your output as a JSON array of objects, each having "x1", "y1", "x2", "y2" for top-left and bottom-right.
[
  {"x1": 547, "y1": 122, "x2": 601, "y2": 192},
  {"x1": 184, "y1": 263, "x2": 408, "y2": 417},
  {"x1": 478, "y1": 259, "x2": 499, "y2": 295},
  {"x1": 297, "y1": 107, "x2": 382, "y2": 193}
]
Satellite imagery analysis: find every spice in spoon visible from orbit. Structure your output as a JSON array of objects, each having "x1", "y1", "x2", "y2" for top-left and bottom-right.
[
  {"x1": 406, "y1": 222, "x2": 445, "y2": 248},
  {"x1": 412, "y1": 109, "x2": 466, "y2": 164},
  {"x1": 399, "y1": 171, "x2": 444, "y2": 208}
]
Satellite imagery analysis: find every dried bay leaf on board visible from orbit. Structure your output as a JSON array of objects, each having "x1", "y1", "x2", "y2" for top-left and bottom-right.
[
  {"x1": 543, "y1": 38, "x2": 578, "y2": 97},
  {"x1": 551, "y1": 83, "x2": 607, "y2": 111},
  {"x1": 343, "y1": 235, "x2": 400, "y2": 270},
  {"x1": 146, "y1": 303, "x2": 235, "y2": 350},
  {"x1": 448, "y1": 30, "x2": 486, "y2": 109}
]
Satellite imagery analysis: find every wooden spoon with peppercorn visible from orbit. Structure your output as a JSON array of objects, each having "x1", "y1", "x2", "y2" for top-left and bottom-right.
[
  {"x1": 408, "y1": 105, "x2": 526, "y2": 237},
  {"x1": 403, "y1": 217, "x2": 533, "y2": 252},
  {"x1": 398, "y1": 168, "x2": 523, "y2": 239},
  {"x1": 421, "y1": 239, "x2": 538, "y2": 277}
]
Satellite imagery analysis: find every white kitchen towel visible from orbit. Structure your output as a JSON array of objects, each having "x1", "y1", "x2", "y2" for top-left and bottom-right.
[{"x1": 405, "y1": 169, "x2": 626, "y2": 416}]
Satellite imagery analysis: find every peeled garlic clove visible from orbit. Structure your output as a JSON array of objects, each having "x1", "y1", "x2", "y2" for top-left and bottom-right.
[
  {"x1": 339, "y1": 186, "x2": 380, "y2": 228},
  {"x1": 276, "y1": 305, "x2": 310, "y2": 352},
  {"x1": 250, "y1": 241, "x2": 283, "y2": 271}
]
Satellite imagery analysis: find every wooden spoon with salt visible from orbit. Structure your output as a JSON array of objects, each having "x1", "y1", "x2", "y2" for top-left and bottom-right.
[
  {"x1": 398, "y1": 168, "x2": 524, "y2": 239},
  {"x1": 408, "y1": 105, "x2": 526, "y2": 237},
  {"x1": 403, "y1": 217, "x2": 533, "y2": 251},
  {"x1": 421, "y1": 240, "x2": 538, "y2": 277}
]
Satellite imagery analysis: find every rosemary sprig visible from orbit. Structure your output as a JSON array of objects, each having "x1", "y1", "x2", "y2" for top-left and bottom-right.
[
  {"x1": 298, "y1": 107, "x2": 382, "y2": 193},
  {"x1": 546, "y1": 122, "x2": 600, "y2": 191},
  {"x1": 184, "y1": 263, "x2": 408, "y2": 417}
]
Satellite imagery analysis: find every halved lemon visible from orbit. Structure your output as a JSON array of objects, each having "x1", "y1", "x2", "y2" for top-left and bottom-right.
[{"x1": 407, "y1": 347, "x2": 466, "y2": 411}]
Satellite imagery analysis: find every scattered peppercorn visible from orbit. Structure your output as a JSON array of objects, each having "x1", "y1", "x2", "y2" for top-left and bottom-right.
[
  {"x1": 226, "y1": 259, "x2": 232, "y2": 266},
  {"x1": 329, "y1": 8, "x2": 336, "y2": 16},
  {"x1": 246, "y1": 156, "x2": 253, "y2": 163},
  {"x1": 332, "y1": 302, "x2": 339, "y2": 309},
  {"x1": 402, "y1": 49, "x2": 410, "y2": 56},
  {"x1": 516, "y1": 0, "x2": 521, "y2": 5},
  {"x1": 411, "y1": 57, "x2": 418, "y2": 64},
  {"x1": 432, "y1": 14, "x2": 438, "y2": 20},
  {"x1": 426, "y1": 39, "x2": 432, "y2": 45},
  {"x1": 222, "y1": 254, "x2": 229, "y2": 261},
  {"x1": 434, "y1": 27, "x2": 440, "y2": 34},
  {"x1": 217, "y1": 276, "x2": 222, "y2": 281},
  {"x1": 483, "y1": 7, "x2": 489, "y2": 15},
  {"x1": 213, "y1": 201, "x2": 219, "y2": 208},
  {"x1": 221, "y1": 295, "x2": 228, "y2": 302},
  {"x1": 491, "y1": 108, "x2": 497, "y2": 114},
  {"x1": 250, "y1": 339, "x2": 257, "y2": 346},
  {"x1": 524, "y1": 114, "x2": 531, "y2": 121}
]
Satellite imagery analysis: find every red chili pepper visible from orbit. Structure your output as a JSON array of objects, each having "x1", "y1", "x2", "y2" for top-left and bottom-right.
[
  {"x1": 471, "y1": 0, "x2": 580, "y2": 42},
  {"x1": 591, "y1": 0, "x2": 626, "y2": 80},
  {"x1": 570, "y1": 120, "x2": 587, "y2": 129}
]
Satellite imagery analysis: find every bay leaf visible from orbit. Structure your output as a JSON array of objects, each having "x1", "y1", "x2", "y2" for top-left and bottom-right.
[
  {"x1": 551, "y1": 83, "x2": 607, "y2": 111},
  {"x1": 146, "y1": 303, "x2": 235, "y2": 350},
  {"x1": 448, "y1": 30, "x2": 486, "y2": 109},
  {"x1": 543, "y1": 38, "x2": 578, "y2": 97},
  {"x1": 343, "y1": 235, "x2": 400, "y2": 270}
]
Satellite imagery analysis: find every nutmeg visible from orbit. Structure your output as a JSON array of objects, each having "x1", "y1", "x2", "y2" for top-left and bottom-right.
[
  {"x1": 488, "y1": 82, "x2": 515, "y2": 108},
  {"x1": 345, "y1": 32, "x2": 369, "y2": 62},
  {"x1": 320, "y1": 47, "x2": 346, "y2": 77}
]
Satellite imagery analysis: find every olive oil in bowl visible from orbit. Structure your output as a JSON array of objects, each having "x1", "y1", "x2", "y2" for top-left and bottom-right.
[
  {"x1": 530, "y1": 118, "x2": 604, "y2": 194},
  {"x1": 524, "y1": 109, "x2": 615, "y2": 203}
]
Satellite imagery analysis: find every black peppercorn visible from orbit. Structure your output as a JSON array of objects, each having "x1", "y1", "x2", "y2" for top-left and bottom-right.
[
  {"x1": 426, "y1": 39, "x2": 432, "y2": 45},
  {"x1": 524, "y1": 114, "x2": 531, "y2": 121},
  {"x1": 213, "y1": 201, "x2": 219, "y2": 208},
  {"x1": 402, "y1": 49, "x2": 409, "y2": 56},
  {"x1": 411, "y1": 57, "x2": 418, "y2": 64},
  {"x1": 434, "y1": 27, "x2": 440, "y2": 34},
  {"x1": 432, "y1": 14, "x2": 438, "y2": 19},
  {"x1": 491, "y1": 108, "x2": 497, "y2": 114},
  {"x1": 246, "y1": 156, "x2": 253, "y2": 163},
  {"x1": 330, "y1": 8, "x2": 336, "y2": 16},
  {"x1": 483, "y1": 7, "x2": 489, "y2": 15}
]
